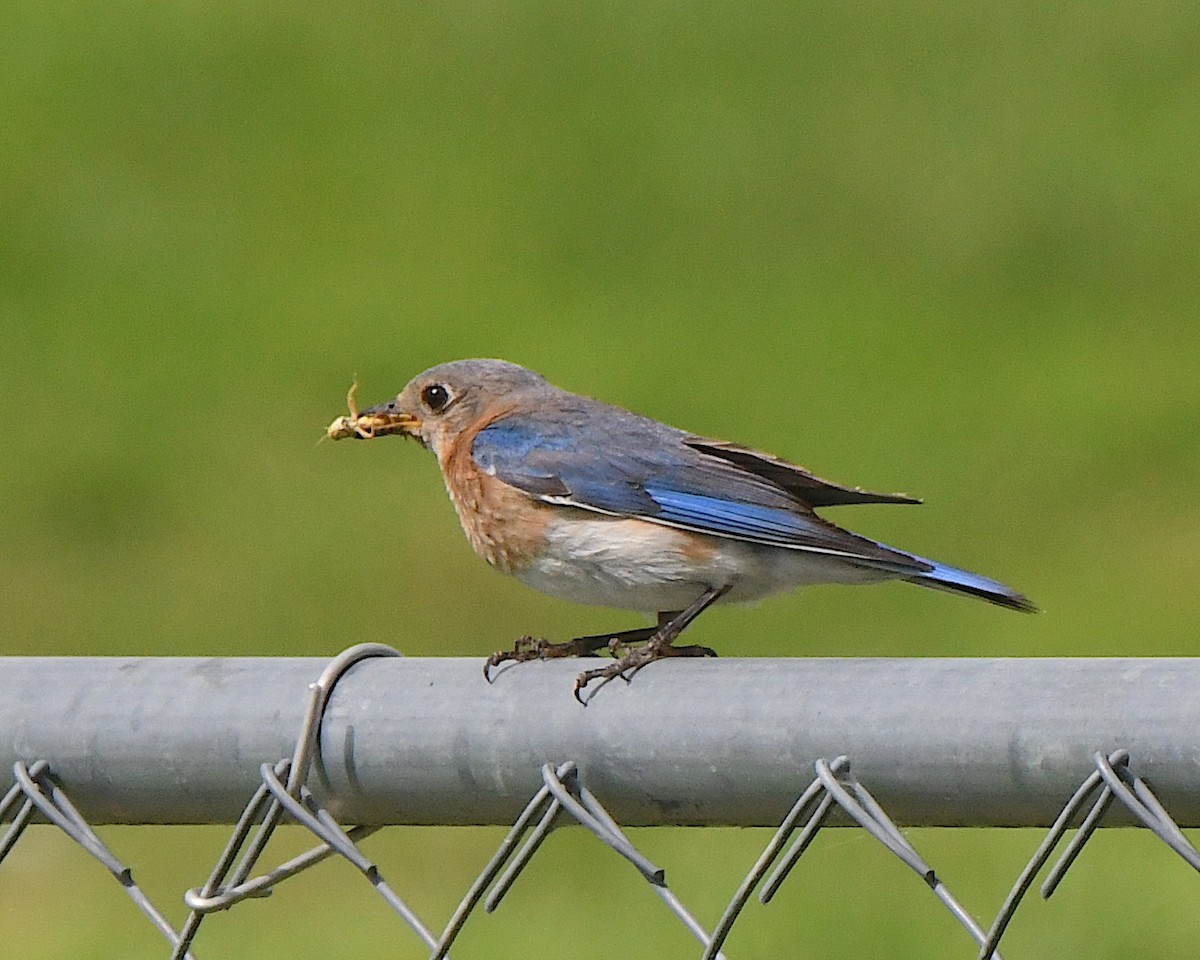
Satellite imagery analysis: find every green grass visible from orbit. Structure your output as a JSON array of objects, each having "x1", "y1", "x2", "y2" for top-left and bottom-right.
[{"x1": 3, "y1": 1, "x2": 1199, "y2": 957}]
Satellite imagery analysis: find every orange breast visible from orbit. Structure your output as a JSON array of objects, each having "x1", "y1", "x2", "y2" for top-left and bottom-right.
[{"x1": 437, "y1": 412, "x2": 551, "y2": 574}]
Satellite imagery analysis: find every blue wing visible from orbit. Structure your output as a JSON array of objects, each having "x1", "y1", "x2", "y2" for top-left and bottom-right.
[{"x1": 472, "y1": 413, "x2": 927, "y2": 571}]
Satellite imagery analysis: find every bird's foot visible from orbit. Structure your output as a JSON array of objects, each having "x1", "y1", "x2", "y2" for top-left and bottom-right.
[
  {"x1": 483, "y1": 623, "x2": 661, "y2": 682},
  {"x1": 573, "y1": 637, "x2": 717, "y2": 705},
  {"x1": 483, "y1": 634, "x2": 609, "y2": 682}
]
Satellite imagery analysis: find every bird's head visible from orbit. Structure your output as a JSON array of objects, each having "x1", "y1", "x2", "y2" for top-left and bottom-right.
[{"x1": 358, "y1": 359, "x2": 550, "y2": 458}]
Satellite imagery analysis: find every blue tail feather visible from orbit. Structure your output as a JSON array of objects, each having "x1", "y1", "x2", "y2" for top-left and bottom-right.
[{"x1": 905, "y1": 556, "x2": 1037, "y2": 612}]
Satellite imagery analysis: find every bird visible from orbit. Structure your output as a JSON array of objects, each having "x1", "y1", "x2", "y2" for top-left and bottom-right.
[{"x1": 329, "y1": 358, "x2": 1035, "y2": 702}]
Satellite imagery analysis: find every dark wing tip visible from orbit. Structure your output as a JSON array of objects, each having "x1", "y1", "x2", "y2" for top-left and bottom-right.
[{"x1": 684, "y1": 438, "x2": 922, "y2": 507}]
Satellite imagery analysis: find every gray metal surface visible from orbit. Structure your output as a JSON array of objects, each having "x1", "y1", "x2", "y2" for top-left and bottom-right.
[{"x1": 1, "y1": 656, "x2": 1197, "y2": 826}]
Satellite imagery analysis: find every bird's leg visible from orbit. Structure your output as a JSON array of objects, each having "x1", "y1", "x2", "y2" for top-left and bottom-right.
[
  {"x1": 574, "y1": 584, "x2": 730, "y2": 704},
  {"x1": 483, "y1": 623, "x2": 660, "y2": 682}
]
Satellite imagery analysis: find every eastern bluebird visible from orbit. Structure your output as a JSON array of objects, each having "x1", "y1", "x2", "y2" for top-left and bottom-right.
[{"x1": 329, "y1": 359, "x2": 1035, "y2": 702}]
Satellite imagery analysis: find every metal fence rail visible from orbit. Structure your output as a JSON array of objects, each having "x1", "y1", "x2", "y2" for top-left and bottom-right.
[{"x1": 2, "y1": 649, "x2": 1200, "y2": 958}]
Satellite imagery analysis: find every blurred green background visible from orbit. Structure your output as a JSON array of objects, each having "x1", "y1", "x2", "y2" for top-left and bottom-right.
[{"x1": 3, "y1": 1, "x2": 1199, "y2": 957}]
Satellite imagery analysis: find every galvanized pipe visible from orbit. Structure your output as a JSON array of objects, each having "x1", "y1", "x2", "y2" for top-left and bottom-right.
[{"x1": 1, "y1": 656, "x2": 1196, "y2": 827}]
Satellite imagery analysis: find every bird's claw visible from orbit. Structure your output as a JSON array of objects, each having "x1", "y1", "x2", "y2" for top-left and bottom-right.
[
  {"x1": 571, "y1": 649, "x2": 653, "y2": 705},
  {"x1": 573, "y1": 668, "x2": 620, "y2": 706},
  {"x1": 483, "y1": 635, "x2": 544, "y2": 682},
  {"x1": 484, "y1": 633, "x2": 613, "y2": 683},
  {"x1": 571, "y1": 638, "x2": 719, "y2": 704}
]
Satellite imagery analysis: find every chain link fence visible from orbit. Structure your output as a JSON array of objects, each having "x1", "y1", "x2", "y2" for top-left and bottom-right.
[{"x1": 3, "y1": 649, "x2": 1199, "y2": 957}]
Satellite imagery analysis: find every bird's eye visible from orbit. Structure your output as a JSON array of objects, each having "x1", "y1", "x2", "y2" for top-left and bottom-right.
[{"x1": 420, "y1": 383, "x2": 452, "y2": 413}]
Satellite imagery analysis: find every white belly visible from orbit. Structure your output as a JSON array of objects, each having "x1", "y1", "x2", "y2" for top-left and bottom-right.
[{"x1": 513, "y1": 513, "x2": 892, "y2": 613}]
